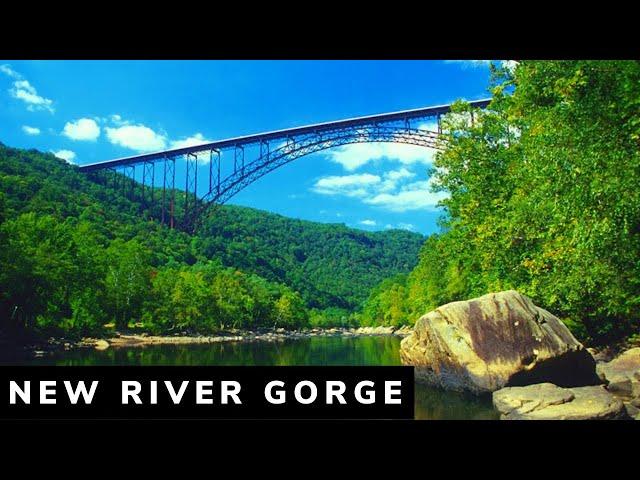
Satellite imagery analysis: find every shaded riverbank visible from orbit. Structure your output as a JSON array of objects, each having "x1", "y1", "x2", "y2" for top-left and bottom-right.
[
  {"x1": 0, "y1": 325, "x2": 413, "y2": 360},
  {"x1": 84, "y1": 325, "x2": 413, "y2": 349}
]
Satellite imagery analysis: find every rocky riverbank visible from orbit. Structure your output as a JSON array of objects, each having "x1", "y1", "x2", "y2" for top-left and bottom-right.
[
  {"x1": 77, "y1": 325, "x2": 413, "y2": 350},
  {"x1": 399, "y1": 290, "x2": 640, "y2": 420},
  {"x1": 596, "y1": 347, "x2": 640, "y2": 419},
  {"x1": 492, "y1": 383, "x2": 628, "y2": 420},
  {"x1": 492, "y1": 348, "x2": 640, "y2": 420}
]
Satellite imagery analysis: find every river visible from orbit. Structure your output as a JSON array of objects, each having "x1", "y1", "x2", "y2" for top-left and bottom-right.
[{"x1": 8, "y1": 335, "x2": 497, "y2": 420}]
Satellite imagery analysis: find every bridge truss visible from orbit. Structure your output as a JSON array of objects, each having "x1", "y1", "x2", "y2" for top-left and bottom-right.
[{"x1": 79, "y1": 99, "x2": 490, "y2": 231}]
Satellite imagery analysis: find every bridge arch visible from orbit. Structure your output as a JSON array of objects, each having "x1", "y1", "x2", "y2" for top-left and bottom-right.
[
  {"x1": 79, "y1": 99, "x2": 490, "y2": 231},
  {"x1": 192, "y1": 125, "x2": 440, "y2": 229},
  {"x1": 203, "y1": 126, "x2": 439, "y2": 205}
]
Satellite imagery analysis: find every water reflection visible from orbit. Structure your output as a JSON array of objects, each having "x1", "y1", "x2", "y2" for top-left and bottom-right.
[{"x1": 8, "y1": 336, "x2": 497, "y2": 420}]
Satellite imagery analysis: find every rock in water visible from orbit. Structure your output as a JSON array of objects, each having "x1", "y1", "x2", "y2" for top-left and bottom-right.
[
  {"x1": 596, "y1": 347, "x2": 640, "y2": 419},
  {"x1": 596, "y1": 347, "x2": 640, "y2": 398},
  {"x1": 400, "y1": 290, "x2": 599, "y2": 393},
  {"x1": 94, "y1": 339, "x2": 110, "y2": 350},
  {"x1": 493, "y1": 383, "x2": 627, "y2": 420}
]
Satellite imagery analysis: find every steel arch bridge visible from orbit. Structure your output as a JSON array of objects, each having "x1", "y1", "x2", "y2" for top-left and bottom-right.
[{"x1": 79, "y1": 98, "x2": 490, "y2": 231}]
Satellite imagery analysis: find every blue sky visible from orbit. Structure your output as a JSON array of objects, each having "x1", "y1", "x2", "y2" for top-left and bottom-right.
[{"x1": 0, "y1": 60, "x2": 495, "y2": 234}]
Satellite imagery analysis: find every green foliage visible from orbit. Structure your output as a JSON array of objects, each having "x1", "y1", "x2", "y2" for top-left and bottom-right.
[
  {"x1": 357, "y1": 274, "x2": 409, "y2": 327},
  {"x1": 360, "y1": 61, "x2": 640, "y2": 344},
  {"x1": 141, "y1": 262, "x2": 307, "y2": 333},
  {"x1": 104, "y1": 239, "x2": 151, "y2": 329},
  {"x1": 273, "y1": 290, "x2": 308, "y2": 329},
  {"x1": 0, "y1": 143, "x2": 420, "y2": 338},
  {"x1": 0, "y1": 213, "x2": 105, "y2": 336},
  {"x1": 308, "y1": 307, "x2": 355, "y2": 328},
  {"x1": 197, "y1": 205, "x2": 423, "y2": 309}
]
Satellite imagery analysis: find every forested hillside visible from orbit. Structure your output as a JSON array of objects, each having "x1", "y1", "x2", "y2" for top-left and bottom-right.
[
  {"x1": 0, "y1": 143, "x2": 423, "y2": 339},
  {"x1": 359, "y1": 60, "x2": 640, "y2": 345},
  {"x1": 200, "y1": 206, "x2": 422, "y2": 309}
]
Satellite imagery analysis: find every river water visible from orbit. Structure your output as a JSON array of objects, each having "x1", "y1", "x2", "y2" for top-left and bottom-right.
[{"x1": 12, "y1": 335, "x2": 497, "y2": 420}]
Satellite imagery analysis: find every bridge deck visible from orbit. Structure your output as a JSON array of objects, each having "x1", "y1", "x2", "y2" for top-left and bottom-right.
[{"x1": 79, "y1": 98, "x2": 491, "y2": 172}]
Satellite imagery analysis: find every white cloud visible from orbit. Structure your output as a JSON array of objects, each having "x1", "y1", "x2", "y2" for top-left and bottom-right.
[
  {"x1": 384, "y1": 167, "x2": 415, "y2": 181},
  {"x1": 105, "y1": 114, "x2": 216, "y2": 158},
  {"x1": 109, "y1": 114, "x2": 127, "y2": 125},
  {"x1": 0, "y1": 64, "x2": 21, "y2": 79},
  {"x1": 105, "y1": 114, "x2": 214, "y2": 157},
  {"x1": 312, "y1": 173, "x2": 381, "y2": 198},
  {"x1": 170, "y1": 132, "x2": 210, "y2": 150},
  {"x1": 170, "y1": 133, "x2": 213, "y2": 160},
  {"x1": 397, "y1": 223, "x2": 416, "y2": 231},
  {"x1": 364, "y1": 178, "x2": 448, "y2": 212},
  {"x1": 365, "y1": 189, "x2": 442, "y2": 212},
  {"x1": 380, "y1": 167, "x2": 415, "y2": 192},
  {"x1": 22, "y1": 125, "x2": 40, "y2": 135},
  {"x1": 383, "y1": 222, "x2": 416, "y2": 231},
  {"x1": 105, "y1": 124, "x2": 167, "y2": 152},
  {"x1": 62, "y1": 118, "x2": 100, "y2": 141},
  {"x1": 52, "y1": 149, "x2": 76, "y2": 163},
  {"x1": 325, "y1": 142, "x2": 435, "y2": 171},
  {"x1": 10, "y1": 79, "x2": 54, "y2": 113},
  {"x1": 2, "y1": 64, "x2": 55, "y2": 113},
  {"x1": 359, "y1": 219, "x2": 377, "y2": 226},
  {"x1": 312, "y1": 168, "x2": 448, "y2": 213}
]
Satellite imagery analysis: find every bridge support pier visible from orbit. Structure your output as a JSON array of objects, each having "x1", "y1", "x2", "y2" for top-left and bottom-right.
[
  {"x1": 160, "y1": 156, "x2": 176, "y2": 229},
  {"x1": 209, "y1": 149, "x2": 221, "y2": 196},
  {"x1": 120, "y1": 165, "x2": 135, "y2": 201},
  {"x1": 234, "y1": 145, "x2": 244, "y2": 175},
  {"x1": 260, "y1": 140, "x2": 270, "y2": 163},
  {"x1": 184, "y1": 153, "x2": 198, "y2": 230},
  {"x1": 142, "y1": 161, "x2": 155, "y2": 208}
]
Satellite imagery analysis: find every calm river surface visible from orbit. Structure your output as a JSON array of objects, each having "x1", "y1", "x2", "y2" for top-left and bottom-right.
[{"x1": 13, "y1": 336, "x2": 497, "y2": 420}]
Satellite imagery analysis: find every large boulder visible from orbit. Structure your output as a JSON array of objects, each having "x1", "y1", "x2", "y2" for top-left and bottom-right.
[
  {"x1": 493, "y1": 383, "x2": 627, "y2": 420},
  {"x1": 400, "y1": 290, "x2": 599, "y2": 394}
]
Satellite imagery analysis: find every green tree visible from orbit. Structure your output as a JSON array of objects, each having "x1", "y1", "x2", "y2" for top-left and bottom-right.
[
  {"x1": 104, "y1": 239, "x2": 151, "y2": 329},
  {"x1": 0, "y1": 213, "x2": 105, "y2": 336},
  {"x1": 273, "y1": 290, "x2": 308, "y2": 328},
  {"x1": 362, "y1": 61, "x2": 640, "y2": 343}
]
